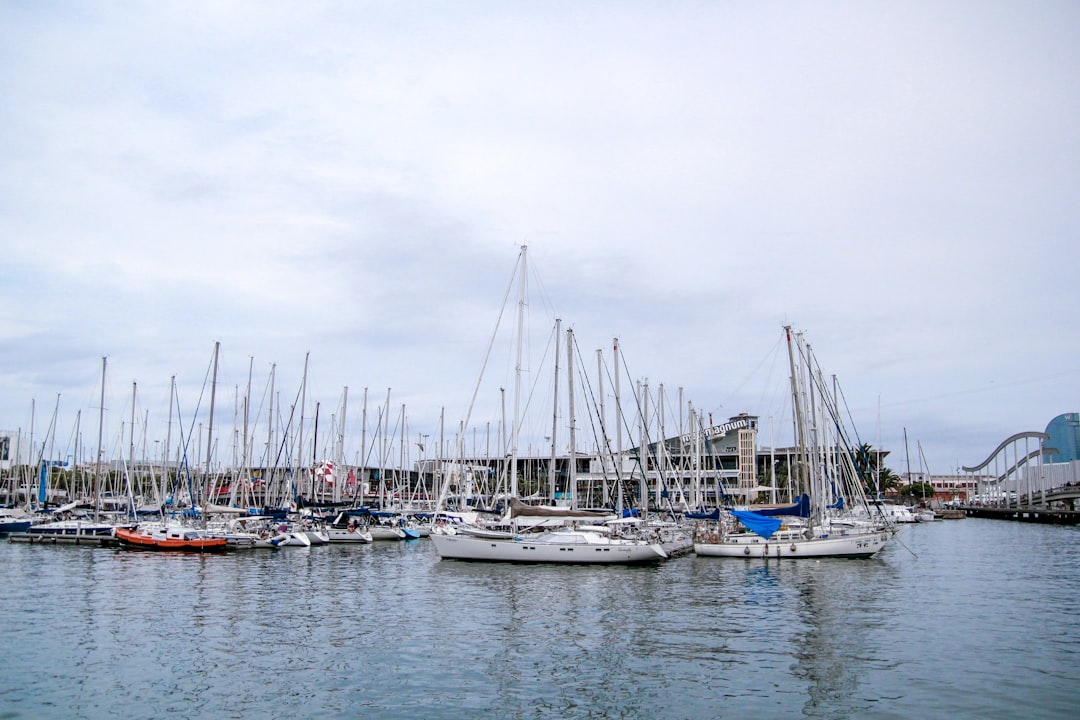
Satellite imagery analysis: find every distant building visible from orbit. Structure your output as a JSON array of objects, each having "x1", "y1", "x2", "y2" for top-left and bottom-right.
[
  {"x1": 1044, "y1": 413, "x2": 1080, "y2": 464},
  {"x1": 900, "y1": 470, "x2": 984, "y2": 501}
]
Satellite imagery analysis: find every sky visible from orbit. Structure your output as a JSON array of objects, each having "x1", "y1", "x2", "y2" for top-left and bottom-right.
[{"x1": 1, "y1": 1, "x2": 1078, "y2": 478}]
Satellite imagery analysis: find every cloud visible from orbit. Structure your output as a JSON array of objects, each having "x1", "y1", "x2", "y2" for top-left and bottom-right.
[{"x1": 1, "y1": 1, "x2": 1078, "y2": 476}]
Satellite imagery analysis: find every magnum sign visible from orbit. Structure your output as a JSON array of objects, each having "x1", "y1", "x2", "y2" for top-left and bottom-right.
[{"x1": 679, "y1": 416, "x2": 756, "y2": 447}]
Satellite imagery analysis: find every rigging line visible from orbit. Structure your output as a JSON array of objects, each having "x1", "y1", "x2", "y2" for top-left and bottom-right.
[
  {"x1": 611, "y1": 341, "x2": 671, "y2": 510},
  {"x1": 510, "y1": 319, "x2": 560, "y2": 449},
  {"x1": 176, "y1": 344, "x2": 216, "y2": 468},
  {"x1": 349, "y1": 405, "x2": 384, "y2": 506},
  {"x1": 892, "y1": 530, "x2": 919, "y2": 559},
  {"x1": 713, "y1": 332, "x2": 786, "y2": 416},
  {"x1": 33, "y1": 394, "x2": 61, "y2": 466},
  {"x1": 868, "y1": 369, "x2": 1080, "y2": 412},
  {"x1": 573, "y1": 334, "x2": 628, "y2": 508},
  {"x1": 458, "y1": 246, "x2": 522, "y2": 453}
]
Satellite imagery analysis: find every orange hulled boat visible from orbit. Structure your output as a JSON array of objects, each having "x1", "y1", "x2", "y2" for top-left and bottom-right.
[{"x1": 114, "y1": 524, "x2": 229, "y2": 552}]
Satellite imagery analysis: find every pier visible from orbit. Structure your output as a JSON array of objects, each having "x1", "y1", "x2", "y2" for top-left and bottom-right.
[{"x1": 962, "y1": 505, "x2": 1080, "y2": 524}]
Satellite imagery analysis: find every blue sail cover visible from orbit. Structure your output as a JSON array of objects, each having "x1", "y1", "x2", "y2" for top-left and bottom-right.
[
  {"x1": 731, "y1": 510, "x2": 783, "y2": 539},
  {"x1": 752, "y1": 493, "x2": 810, "y2": 518}
]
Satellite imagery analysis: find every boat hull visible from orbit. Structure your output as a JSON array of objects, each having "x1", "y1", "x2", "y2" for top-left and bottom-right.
[
  {"x1": 694, "y1": 529, "x2": 891, "y2": 559},
  {"x1": 114, "y1": 527, "x2": 229, "y2": 552},
  {"x1": 8, "y1": 520, "x2": 118, "y2": 545},
  {"x1": 0, "y1": 520, "x2": 33, "y2": 535},
  {"x1": 430, "y1": 532, "x2": 667, "y2": 564},
  {"x1": 326, "y1": 527, "x2": 374, "y2": 543},
  {"x1": 368, "y1": 526, "x2": 407, "y2": 541}
]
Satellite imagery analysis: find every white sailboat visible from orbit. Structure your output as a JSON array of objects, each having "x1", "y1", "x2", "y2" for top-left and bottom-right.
[
  {"x1": 430, "y1": 246, "x2": 667, "y2": 564},
  {"x1": 694, "y1": 326, "x2": 895, "y2": 559}
]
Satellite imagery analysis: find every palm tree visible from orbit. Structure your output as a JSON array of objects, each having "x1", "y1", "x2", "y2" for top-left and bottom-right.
[{"x1": 851, "y1": 443, "x2": 900, "y2": 495}]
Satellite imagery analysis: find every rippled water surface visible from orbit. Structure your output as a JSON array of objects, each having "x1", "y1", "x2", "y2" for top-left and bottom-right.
[{"x1": 2, "y1": 519, "x2": 1078, "y2": 719}]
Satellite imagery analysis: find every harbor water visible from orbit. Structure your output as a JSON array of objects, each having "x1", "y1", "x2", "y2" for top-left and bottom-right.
[{"x1": 1, "y1": 518, "x2": 1078, "y2": 719}]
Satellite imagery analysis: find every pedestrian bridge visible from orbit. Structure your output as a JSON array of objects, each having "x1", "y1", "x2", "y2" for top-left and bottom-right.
[{"x1": 960, "y1": 429, "x2": 1080, "y2": 523}]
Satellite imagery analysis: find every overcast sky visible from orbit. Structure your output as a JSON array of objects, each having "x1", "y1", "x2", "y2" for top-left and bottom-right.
[{"x1": 1, "y1": 1, "x2": 1077, "y2": 478}]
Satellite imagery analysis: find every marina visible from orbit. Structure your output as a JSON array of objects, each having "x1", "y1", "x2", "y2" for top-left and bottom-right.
[{"x1": 1, "y1": 518, "x2": 1077, "y2": 719}]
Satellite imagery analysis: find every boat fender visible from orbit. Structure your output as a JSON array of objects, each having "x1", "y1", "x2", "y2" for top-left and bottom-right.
[
  {"x1": 743, "y1": 547, "x2": 750, "y2": 555},
  {"x1": 790, "y1": 544, "x2": 797, "y2": 552}
]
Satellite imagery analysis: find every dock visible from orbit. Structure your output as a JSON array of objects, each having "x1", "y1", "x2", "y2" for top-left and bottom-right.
[{"x1": 960, "y1": 506, "x2": 1080, "y2": 525}]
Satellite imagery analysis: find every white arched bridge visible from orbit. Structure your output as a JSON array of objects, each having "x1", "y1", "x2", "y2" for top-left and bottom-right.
[{"x1": 960, "y1": 430, "x2": 1080, "y2": 523}]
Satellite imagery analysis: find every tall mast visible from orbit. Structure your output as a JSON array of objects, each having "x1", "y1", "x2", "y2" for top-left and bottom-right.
[
  {"x1": 596, "y1": 347, "x2": 609, "y2": 506},
  {"x1": 266, "y1": 363, "x2": 276, "y2": 504},
  {"x1": 95, "y1": 357, "x2": 106, "y2": 521},
  {"x1": 312, "y1": 401, "x2": 320, "y2": 502},
  {"x1": 242, "y1": 357, "x2": 253, "y2": 505},
  {"x1": 360, "y1": 387, "x2": 368, "y2": 503},
  {"x1": 298, "y1": 352, "x2": 309, "y2": 503},
  {"x1": 337, "y1": 386, "x2": 348, "y2": 504},
  {"x1": 204, "y1": 341, "x2": 220, "y2": 529},
  {"x1": 510, "y1": 245, "x2": 526, "y2": 499},
  {"x1": 381, "y1": 387, "x2": 391, "y2": 506},
  {"x1": 566, "y1": 327, "x2": 577, "y2": 509},
  {"x1": 639, "y1": 380, "x2": 649, "y2": 515},
  {"x1": 128, "y1": 382, "x2": 136, "y2": 518},
  {"x1": 162, "y1": 376, "x2": 174, "y2": 514},
  {"x1": 784, "y1": 327, "x2": 810, "y2": 527},
  {"x1": 614, "y1": 337, "x2": 622, "y2": 515},
  {"x1": 548, "y1": 318, "x2": 561, "y2": 501}
]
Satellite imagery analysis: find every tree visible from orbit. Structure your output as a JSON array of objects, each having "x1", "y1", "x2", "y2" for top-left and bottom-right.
[
  {"x1": 851, "y1": 443, "x2": 900, "y2": 495},
  {"x1": 900, "y1": 481, "x2": 935, "y2": 500}
]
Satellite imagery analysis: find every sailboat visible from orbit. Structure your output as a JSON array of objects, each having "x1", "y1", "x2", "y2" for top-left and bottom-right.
[
  {"x1": 429, "y1": 246, "x2": 667, "y2": 564},
  {"x1": 694, "y1": 326, "x2": 895, "y2": 559},
  {"x1": 13, "y1": 358, "x2": 119, "y2": 545}
]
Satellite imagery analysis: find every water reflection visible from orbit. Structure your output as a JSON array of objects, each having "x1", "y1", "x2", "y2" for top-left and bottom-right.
[{"x1": 2, "y1": 522, "x2": 1079, "y2": 719}]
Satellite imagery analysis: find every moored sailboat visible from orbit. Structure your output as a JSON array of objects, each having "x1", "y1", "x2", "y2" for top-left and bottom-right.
[
  {"x1": 431, "y1": 247, "x2": 668, "y2": 564},
  {"x1": 694, "y1": 326, "x2": 895, "y2": 560},
  {"x1": 113, "y1": 523, "x2": 229, "y2": 552}
]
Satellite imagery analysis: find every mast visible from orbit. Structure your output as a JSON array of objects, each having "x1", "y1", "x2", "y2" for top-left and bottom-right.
[
  {"x1": 904, "y1": 427, "x2": 913, "y2": 496},
  {"x1": 337, "y1": 387, "x2": 348, "y2": 505},
  {"x1": 566, "y1": 327, "x2": 577, "y2": 509},
  {"x1": 785, "y1": 327, "x2": 813, "y2": 532},
  {"x1": 360, "y1": 387, "x2": 368, "y2": 504},
  {"x1": 94, "y1": 357, "x2": 106, "y2": 522},
  {"x1": 203, "y1": 341, "x2": 220, "y2": 529},
  {"x1": 266, "y1": 363, "x2": 275, "y2": 506},
  {"x1": 27, "y1": 399, "x2": 34, "y2": 512},
  {"x1": 127, "y1": 382, "x2": 136, "y2": 518},
  {"x1": 510, "y1": 245, "x2": 526, "y2": 499},
  {"x1": 312, "y1": 401, "x2": 320, "y2": 503},
  {"x1": 596, "y1": 347, "x2": 608, "y2": 505},
  {"x1": 614, "y1": 337, "x2": 622, "y2": 515},
  {"x1": 381, "y1": 387, "x2": 391, "y2": 507},
  {"x1": 639, "y1": 380, "x2": 649, "y2": 515},
  {"x1": 242, "y1": 357, "x2": 253, "y2": 507},
  {"x1": 548, "y1": 318, "x2": 561, "y2": 501},
  {"x1": 658, "y1": 383, "x2": 667, "y2": 512},
  {"x1": 72, "y1": 410, "x2": 81, "y2": 507},
  {"x1": 162, "y1": 376, "x2": 174, "y2": 514},
  {"x1": 297, "y1": 352, "x2": 309, "y2": 505}
]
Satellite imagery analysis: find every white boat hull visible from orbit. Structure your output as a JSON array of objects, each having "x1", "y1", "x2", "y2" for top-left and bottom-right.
[
  {"x1": 303, "y1": 529, "x2": 330, "y2": 546},
  {"x1": 430, "y1": 531, "x2": 667, "y2": 564},
  {"x1": 694, "y1": 529, "x2": 892, "y2": 559},
  {"x1": 368, "y1": 526, "x2": 407, "y2": 541},
  {"x1": 327, "y1": 527, "x2": 374, "y2": 543},
  {"x1": 271, "y1": 531, "x2": 311, "y2": 547}
]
